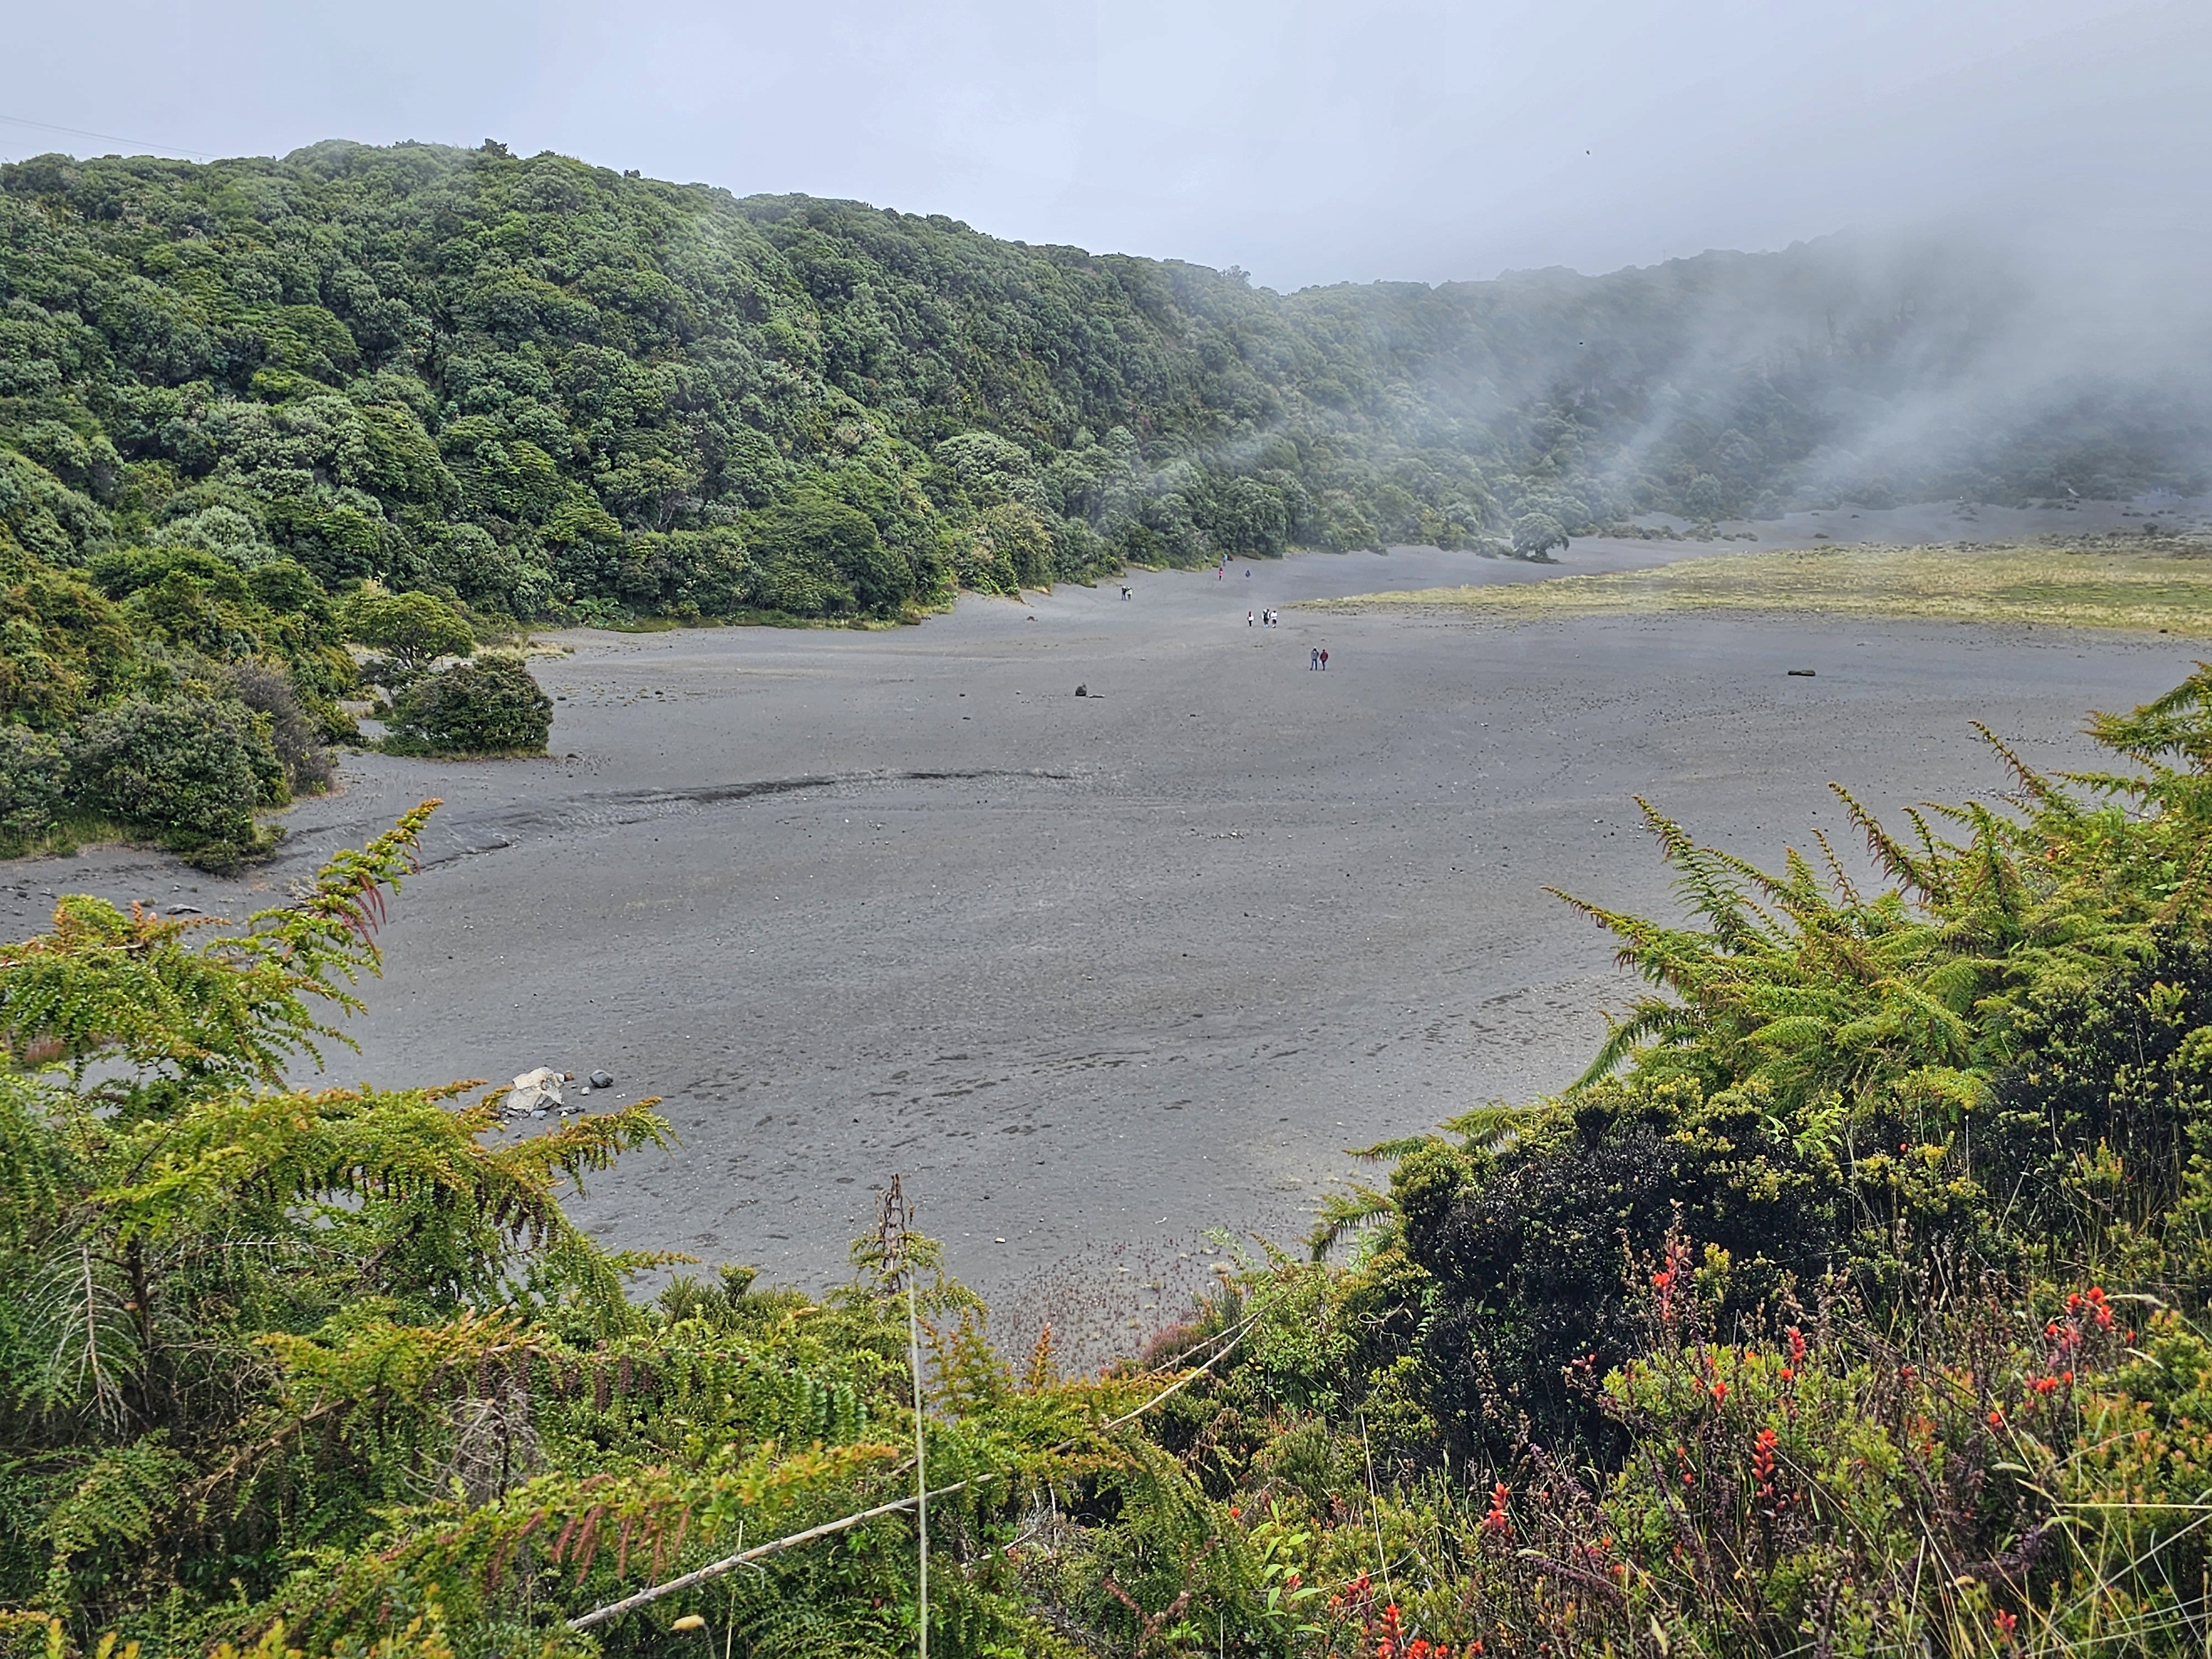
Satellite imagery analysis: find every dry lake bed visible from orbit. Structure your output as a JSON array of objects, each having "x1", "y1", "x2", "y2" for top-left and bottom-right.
[{"x1": 9, "y1": 521, "x2": 2198, "y2": 1355}]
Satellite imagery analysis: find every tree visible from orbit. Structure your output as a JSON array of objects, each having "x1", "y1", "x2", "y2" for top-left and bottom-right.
[
  {"x1": 1208, "y1": 476, "x2": 1291, "y2": 556},
  {"x1": 747, "y1": 492, "x2": 914, "y2": 615},
  {"x1": 1511, "y1": 510, "x2": 1567, "y2": 559},
  {"x1": 342, "y1": 590, "x2": 474, "y2": 674},
  {"x1": 1682, "y1": 472, "x2": 1729, "y2": 520},
  {"x1": 974, "y1": 502, "x2": 1054, "y2": 589},
  {"x1": 0, "y1": 723, "x2": 66, "y2": 842}
]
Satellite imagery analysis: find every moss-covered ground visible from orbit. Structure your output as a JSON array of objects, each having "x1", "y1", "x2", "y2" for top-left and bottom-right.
[{"x1": 1316, "y1": 536, "x2": 2212, "y2": 634}]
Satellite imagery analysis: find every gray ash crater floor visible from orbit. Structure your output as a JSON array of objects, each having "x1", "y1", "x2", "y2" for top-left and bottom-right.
[{"x1": 9, "y1": 534, "x2": 2194, "y2": 1354}]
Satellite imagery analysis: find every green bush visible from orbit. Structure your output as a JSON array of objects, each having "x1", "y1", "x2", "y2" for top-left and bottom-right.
[
  {"x1": 0, "y1": 722, "x2": 67, "y2": 840},
  {"x1": 382, "y1": 655, "x2": 551, "y2": 755},
  {"x1": 69, "y1": 694, "x2": 270, "y2": 851},
  {"x1": 1511, "y1": 510, "x2": 1567, "y2": 558},
  {"x1": 227, "y1": 660, "x2": 333, "y2": 799}
]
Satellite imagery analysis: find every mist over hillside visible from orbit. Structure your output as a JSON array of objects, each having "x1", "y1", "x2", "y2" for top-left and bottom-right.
[{"x1": 2, "y1": 137, "x2": 2205, "y2": 633}]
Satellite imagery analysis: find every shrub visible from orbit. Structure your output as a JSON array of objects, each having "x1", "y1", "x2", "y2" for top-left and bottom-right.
[
  {"x1": 383, "y1": 655, "x2": 551, "y2": 755},
  {"x1": 976, "y1": 501, "x2": 1055, "y2": 589},
  {"x1": 746, "y1": 493, "x2": 914, "y2": 615},
  {"x1": 0, "y1": 567, "x2": 142, "y2": 728},
  {"x1": 69, "y1": 694, "x2": 270, "y2": 851},
  {"x1": 0, "y1": 723, "x2": 67, "y2": 840},
  {"x1": 244, "y1": 557, "x2": 326, "y2": 614},
  {"x1": 227, "y1": 660, "x2": 333, "y2": 798}
]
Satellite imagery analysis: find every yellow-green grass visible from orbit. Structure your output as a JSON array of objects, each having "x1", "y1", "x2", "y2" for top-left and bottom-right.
[{"x1": 1312, "y1": 541, "x2": 2212, "y2": 636}]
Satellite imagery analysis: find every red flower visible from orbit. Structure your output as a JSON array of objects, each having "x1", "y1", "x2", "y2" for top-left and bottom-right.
[
  {"x1": 1710, "y1": 1379, "x2": 1729, "y2": 1405},
  {"x1": 1994, "y1": 1608, "x2": 2018, "y2": 1642},
  {"x1": 1989, "y1": 1407, "x2": 2006, "y2": 1428},
  {"x1": 1787, "y1": 1327, "x2": 1807, "y2": 1364},
  {"x1": 1378, "y1": 1603, "x2": 1403, "y2": 1657},
  {"x1": 1483, "y1": 1481, "x2": 1512, "y2": 1536},
  {"x1": 1752, "y1": 1426, "x2": 1779, "y2": 1499}
]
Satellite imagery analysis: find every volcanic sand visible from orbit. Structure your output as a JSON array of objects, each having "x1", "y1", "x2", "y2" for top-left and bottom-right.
[{"x1": 6, "y1": 526, "x2": 2199, "y2": 1352}]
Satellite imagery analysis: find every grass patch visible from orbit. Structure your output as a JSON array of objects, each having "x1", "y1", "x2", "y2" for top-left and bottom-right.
[
  {"x1": 0, "y1": 807, "x2": 284, "y2": 872},
  {"x1": 0, "y1": 806, "x2": 143, "y2": 864},
  {"x1": 1313, "y1": 538, "x2": 2212, "y2": 635}
]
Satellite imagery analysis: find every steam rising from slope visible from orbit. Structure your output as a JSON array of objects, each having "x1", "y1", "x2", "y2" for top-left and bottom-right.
[{"x1": 1298, "y1": 224, "x2": 2212, "y2": 514}]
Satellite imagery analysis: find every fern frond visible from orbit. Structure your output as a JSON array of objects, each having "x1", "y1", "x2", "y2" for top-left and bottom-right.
[
  {"x1": 1436, "y1": 1101, "x2": 1549, "y2": 1154},
  {"x1": 1305, "y1": 1184, "x2": 1396, "y2": 1261}
]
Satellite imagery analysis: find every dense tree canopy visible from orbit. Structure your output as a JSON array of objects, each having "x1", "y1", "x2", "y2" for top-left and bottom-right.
[
  {"x1": 4, "y1": 140, "x2": 2199, "y2": 627},
  {"x1": 0, "y1": 135, "x2": 2201, "y2": 842}
]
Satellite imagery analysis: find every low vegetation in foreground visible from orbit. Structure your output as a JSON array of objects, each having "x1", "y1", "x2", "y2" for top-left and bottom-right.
[
  {"x1": 4, "y1": 665, "x2": 2212, "y2": 1657},
  {"x1": 1321, "y1": 535, "x2": 2212, "y2": 635}
]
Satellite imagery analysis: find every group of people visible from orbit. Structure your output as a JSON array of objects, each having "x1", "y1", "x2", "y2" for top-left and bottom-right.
[
  {"x1": 1123, "y1": 576, "x2": 1327, "y2": 666},
  {"x1": 1240, "y1": 604, "x2": 1324, "y2": 665}
]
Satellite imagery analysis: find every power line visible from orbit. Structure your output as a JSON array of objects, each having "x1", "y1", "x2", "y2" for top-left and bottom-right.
[{"x1": 0, "y1": 111, "x2": 215, "y2": 161}]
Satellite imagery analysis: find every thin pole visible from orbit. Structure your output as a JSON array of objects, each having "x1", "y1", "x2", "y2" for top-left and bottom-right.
[
  {"x1": 1359, "y1": 1411, "x2": 1393, "y2": 1605},
  {"x1": 902, "y1": 1206, "x2": 928, "y2": 1659}
]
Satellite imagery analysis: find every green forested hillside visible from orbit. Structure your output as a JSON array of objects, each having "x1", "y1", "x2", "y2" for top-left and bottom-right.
[
  {"x1": 0, "y1": 138, "x2": 2202, "y2": 860},
  {"x1": 0, "y1": 137, "x2": 1494, "y2": 623},
  {"x1": 6, "y1": 138, "x2": 2200, "y2": 624}
]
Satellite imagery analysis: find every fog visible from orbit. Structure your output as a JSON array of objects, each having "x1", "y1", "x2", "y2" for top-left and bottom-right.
[
  {"x1": 7, "y1": 0, "x2": 2208, "y2": 293},
  {"x1": 9, "y1": 1, "x2": 2209, "y2": 501}
]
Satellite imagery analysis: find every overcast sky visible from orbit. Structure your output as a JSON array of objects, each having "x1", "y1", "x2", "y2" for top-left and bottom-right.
[{"x1": 3, "y1": 0, "x2": 2205, "y2": 291}]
